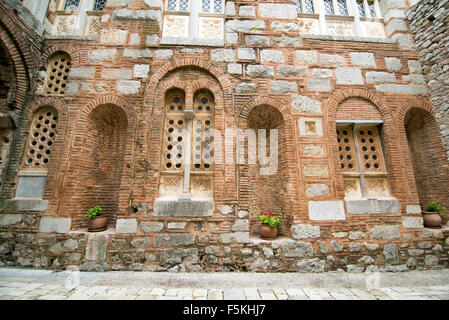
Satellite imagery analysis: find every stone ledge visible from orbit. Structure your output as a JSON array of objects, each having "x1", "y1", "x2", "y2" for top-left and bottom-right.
[
  {"x1": 302, "y1": 34, "x2": 397, "y2": 44},
  {"x1": 346, "y1": 199, "x2": 399, "y2": 214},
  {"x1": 0, "y1": 199, "x2": 48, "y2": 212},
  {"x1": 44, "y1": 35, "x2": 96, "y2": 41},
  {"x1": 159, "y1": 37, "x2": 224, "y2": 47},
  {"x1": 153, "y1": 198, "x2": 213, "y2": 217}
]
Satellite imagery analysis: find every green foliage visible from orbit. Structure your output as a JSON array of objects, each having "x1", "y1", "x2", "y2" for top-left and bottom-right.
[
  {"x1": 85, "y1": 205, "x2": 102, "y2": 218},
  {"x1": 427, "y1": 201, "x2": 446, "y2": 214},
  {"x1": 258, "y1": 213, "x2": 281, "y2": 227}
]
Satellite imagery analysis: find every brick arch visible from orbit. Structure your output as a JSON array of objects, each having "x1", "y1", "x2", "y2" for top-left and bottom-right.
[
  {"x1": 397, "y1": 99, "x2": 449, "y2": 217},
  {"x1": 326, "y1": 89, "x2": 406, "y2": 201},
  {"x1": 0, "y1": 22, "x2": 30, "y2": 111},
  {"x1": 238, "y1": 95, "x2": 299, "y2": 236},
  {"x1": 41, "y1": 45, "x2": 81, "y2": 69},
  {"x1": 58, "y1": 95, "x2": 137, "y2": 225},
  {"x1": 144, "y1": 57, "x2": 232, "y2": 114}
]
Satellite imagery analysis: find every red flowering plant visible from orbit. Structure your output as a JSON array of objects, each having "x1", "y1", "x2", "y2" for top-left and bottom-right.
[{"x1": 257, "y1": 212, "x2": 281, "y2": 228}]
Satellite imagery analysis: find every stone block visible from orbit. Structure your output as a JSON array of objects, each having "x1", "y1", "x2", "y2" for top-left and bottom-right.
[
  {"x1": 331, "y1": 240, "x2": 343, "y2": 252},
  {"x1": 239, "y1": 5, "x2": 255, "y2": 17},
  {"x1": 349, "y1": 231, "x2": 366, "y2": 240},
  {"x1": 130, "y1": 237, "x2": 151, "y2": 248},
  {"x1": 261, "y1": 50, "x2": 284, "y2": 63},
  {"x1": 320, "y1": 54, "x2": 345, "y2": 66},
  {"x1": 226, "y1": 20, "x2": 265, "y2": 33},
  {"x1": 385, "y1": 19, "x2": 408, "y2": 37},
  {"x1": 350, "y1": 52, "x2": 376, "y2": 68},
  {"x1": 140, "y1": 221, "x2": 163, "y2": 233},
  {"x1": 133, "y1": 64, "x2": 150, "y2": 78},
  {"x1": 281, "y1": 241, "x2": 314, "y2": 258},
  {"x1": 85, "y1": 233, "x2": 108, "y2": 261},
  {"x1": 307, "y1": 79, "x2": 331, "y2": 92},
  {"x1": 385, "y1": 57, "x2": 402, "y2": 71},
  {"x1": 144, "y1": 0, "x2": 163, "y2": 8},
  {"x1": 231, "y1": 220, "x2": 249, "y2": 232},
  {"x1": 219, "y1": 232, "x2": 250, "y2": 244},
  {"x1": 123, "y1": 48, "x2": 152, "y2": 59},
  {"x1": 237, "y1": 48, "x2": 255, "y2": 60},
  {"x1": 383, "y1": 243, "x2": 399, "y2": 264},
  {"x1": 271, "y1": 21, "x2": 299, "y2": 32},
  {"x1": 277, "y1": 66, "x2": 307, "y2": 78},
  {"x1": 296, "y1": 258, "x2": 325, "y2": 272},
  {"x1": 291, "y1": 95, "x2": 321, "y2": 113},
  {"x1": 273, "y1": 36, "x2": 301, "y2": 47},
  {"x1": 402, "y1": 74, "x2": 425, "y2": 84},
  {"x1": 69, "y1": 67, "x2": 95, "y2": 79},
  {"x1": 225, "y1": 1, "x2": 236, "y2": 16},
  {"x1": 15, "y1": 175, "x2": 46, "y2": 198},
  {"x1": 227, "y1": 63, "x2": 242, "y2": 75},
  {"x1": 305, "y1": 184, "x2": 329, "y2": 197},
  {"x1": 79, "y1": 262, "x2": 108, "y2": 271},
  {"x1": 167, "y1": 222, "x2": 186, "y2": 230},
  {"x1": 226, "y1": 32, "x2": 238, "y2": 44},
  {"x1": 407, "y1": 60, "x2": 422, "y2": 73},
  {"x1": 312, "y1": 68, "x2": 332, "y2": 79},
  {"x1": 153, "y1": 198, "x2": 214, "y2": 217},
  {"x1": 145, "y1": 34, "x2": 159, "y2": 46},
  {"x1": 154, "y1": 233, "x2": 195, "y2": 247},
  {"x1": 211, "y1": 49, "x2": 234, "y2": 62},
  {"x1": 245, "y1": 35, "x2": 270, "y2": 46},
  {"x1": 296, "y1": 50, "x2": 318, "y2": 65},
  {"x1": 270, "y1": 80, "x2": 298, "y2": 93},
  {"x1": 346, "y1": 199, "x2": 399, "y2": 214},
  {"x1": 155, "y1": 49, "x2": 173, "y2": 59},
  {"x1": 116, "y1": 219, "x2": 137, "y2": 234},
  {"x1": 259, "y1": 3, "x2": 297, "y2": 19},
  {"x1": 308, "y1": 201, "x2": 345, "y2": 220},
  {"x1": 0, "y1": 214, "x2": 22, "y2": 226},
  {"x1": 89, "y1": 49, "x2": 117, "y2": 63},
  {"x1": 117, "y1": 80, "x2": 141, "y2": 94},
  {"x1": 402, "y1": 216, "x2": 423, "y2": 229},
  {"x1": 246, "y1": 65, "x2": 274, "y2": 78},
  {"x1": 298, "y1": 118, "x2": 323, "y2": 137},
  {"x1": 112, "y1": 9, "x2": 162, "y2": 24},
  {"x1": 63, "y1": 239, "x2": 78, "y2": 250},
  {"x1": 39, "y1": 217, "x2": 71, "y2": 233},
  {"x1": 291, "y1": 224, "x2": 320, "y2": 239},
  {"x1": 366, "y1": 71, "x2": 395, "y2": 83},
  {"x1": 164, "y1": 248, "x2": 198, "y2": 264},
  {"x1": 335, "y1": 68, "x2": 364, "y2": 85},
  {"x1": 250, "y1": 258, "x2": 270, "y2": 270},
  {"x1": 369, "y1": 225, "x2": 400, "y2": 240},
  {"x1": 101, "y1": 68, "x2": 132, "y2": 79},
  {"x1": 375, "y1": 84, "x2": 427, "y2": 94}
]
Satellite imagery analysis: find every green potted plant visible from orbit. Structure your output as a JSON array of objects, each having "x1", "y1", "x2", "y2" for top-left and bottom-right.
[
  {"x1": 423, "y1": 201, "x2": 446, "y2": 228},
  {"x1": 258, "y1": 212, "x2": 281, "y2": 240},
  {"x1": 85, "y1": 205, "x2": 107, "y2": 232}
]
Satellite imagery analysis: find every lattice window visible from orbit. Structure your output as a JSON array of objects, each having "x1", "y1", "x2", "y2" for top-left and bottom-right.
[
  {"x1": 64, "y1": 0, "x2": 80, "y2": 10},
  {"x1": 368, "y1": 0, "x2": 376, "y2": 17},
  {"x1": 356, "y1": 0, "x2": 366, "y2": 17},
  {"x1": 324, "y1": 0, "x2": 335, "y2": 14},
  {"x1": 23, "y1": 107, "x2": 58, "y2": 168},
  {"x1": 179, "y1": 0, "x2": 189, "y2": 11},
  {"x1": 42, "y1": 52, "x2": 71, "y2": 95},
  {"x1": 304, "y1": 0, "x2": 314, "y2": 13},
  {"x1": 163, "y1": 90, "x2": 186, "y2": 171},
  {"x1": 296, "y1": 0, "x2": 302, "y2": 13},
  {"x1": 192, "y1": 91, "x2": 214, "y2": 172},
  {"x1": 93, "y1": 0, "x2": 106, "y2": 11},
  {"x1": 337, "y1": 0, "x2": 348, "y2": 15},
  {"x1": 167, "y1": 0, "x2": 177, "y2": 11},
  {"x1": 202, "y1": 0, "x2": 210, "y2": 12},
  {"x1": 200, "y1": 0, "x2": 223, "y2": 13},
  {"x1": 337, "y1": 125, "x2": 389, "y2": 199}
]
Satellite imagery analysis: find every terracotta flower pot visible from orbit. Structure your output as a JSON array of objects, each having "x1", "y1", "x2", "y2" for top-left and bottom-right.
[
  {"x1": 422, "y1": 212, "x2": 442, "y2": 228},
  {"x1": 259, "y1": 224, "x2": 278, "y2": 240},
  {"x1": 88, "y1": 216, "x2": 108, "y2": 232}
]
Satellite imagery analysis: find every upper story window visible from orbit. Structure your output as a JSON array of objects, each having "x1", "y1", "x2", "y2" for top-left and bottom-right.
[
  {"x1": 162, "y1": 0, "x2": 224, "y2": 45},
  {"x1": 42, "y1": 52, "x2": 71, "y2": 95},
  {"x1": 64, "y1": 0, "x2": 80, "y2": 11},
  {"x1": 296, "y1": 0, "x2": 315, "y2": 14},
  {"x1": 296, "y1": 0, "x2": 385, "y2": 38},
  {"x1": 93, "y1": 0, "x2": 106, "y2": 11}
]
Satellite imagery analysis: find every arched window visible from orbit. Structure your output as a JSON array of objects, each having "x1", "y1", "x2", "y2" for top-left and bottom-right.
[
  {"x1": 22, "y1": 107, "x2": 58, "y2": 169},
  {"x1": 42, "y1": 52, "x2": 71, "y2": 95}
]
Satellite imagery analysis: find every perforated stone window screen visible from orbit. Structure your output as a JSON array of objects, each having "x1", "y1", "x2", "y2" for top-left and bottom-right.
[
  {"x1": 64, "y1": 0, "x2": 80, "y2": 11},
  {"x1": 42, "y1": 52, "x2": 71, "y2": 95},
  {"x1": 93, "y1": 0, "x2": 106, "y2": 11},
  {"x1": 0, "y1": 128, "x2": 13, "y2": 175},
  {"x1": 337, "y1": 124, "x2": 389, "y2": 199},
  {"x1": 163, "y1": 91, "x2": 186, "y2": 171},
  {"x1": 22, "y1": 107, "x2": 58, "y2": 168},
  {"x1": 192, "y1": 91, "x2": 214, "y2": 172}
]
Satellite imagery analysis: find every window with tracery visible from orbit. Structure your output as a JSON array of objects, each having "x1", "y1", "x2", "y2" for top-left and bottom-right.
[
  {"x1": 296, "y1": 0, "x2": 315, "y2": 13},
  {"x1": 42, "y1": 52, "x2": 71, "y2": 95},
  {"x1": 93, "y1": 0, "x2": 106, "y2": 11},
  {"x1": 160, "y1": 88, "x2": 214, "y2": 198},
  {"x1": 162, "y1": 0, "x2": 224, "y2": 43},
  {"x1": 22, "y1": 107, "x2": 58, "y2": 168},
  {"x1": 337, "y1": 125, "x2": 390, "y2": 199},
  {"x1": 64, "y1": 0, "x2": 80, "y2": 10}
]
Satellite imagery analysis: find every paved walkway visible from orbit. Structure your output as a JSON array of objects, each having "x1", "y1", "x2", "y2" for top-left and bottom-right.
[{"x1": 0, "y1": 267, "x2": 448, "y2": 300}]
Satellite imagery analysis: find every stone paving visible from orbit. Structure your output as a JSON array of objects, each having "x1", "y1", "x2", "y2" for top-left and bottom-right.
[{"x1": 0, "y1": 267, "x2": 448, "y2": 300}]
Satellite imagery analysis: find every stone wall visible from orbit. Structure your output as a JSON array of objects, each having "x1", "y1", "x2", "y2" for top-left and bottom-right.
[
  {"x1": 407, "y1": 0, "x2": 449, "y2": 160},
  {"x1": 0, "y1": 0, "x2": 448, "y2": 272}
]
